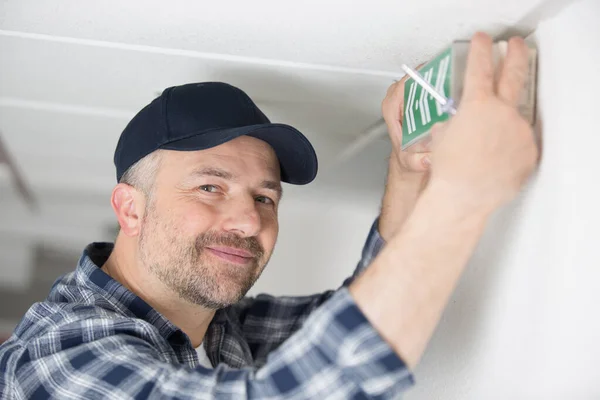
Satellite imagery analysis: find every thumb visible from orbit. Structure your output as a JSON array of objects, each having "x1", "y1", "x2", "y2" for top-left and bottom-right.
[{"x1": 402, "y1": 152, "x2": 431, "y2": 172}]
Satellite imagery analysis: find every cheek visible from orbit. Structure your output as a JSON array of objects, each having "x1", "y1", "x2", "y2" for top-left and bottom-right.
[
  {"x1": 168, "y1": 201, "x2": 219, "y2": 237},
  {"x1": 259, "y1": 212, "x2": 279, "y2": 253}
]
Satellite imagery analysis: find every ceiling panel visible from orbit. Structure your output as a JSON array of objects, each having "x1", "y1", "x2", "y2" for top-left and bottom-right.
[
  {"x1": 0, "y1": 107, "x2": 126, "y2": 193},
  {"x1": 0, "y1": 102, "x2": 384, "y2": 195},
  {"x1": 0, "y1": 35, "x2": 390, "y2": 137},
  {"x1": 0, "y1": 0, "x2": 550, "y2": 71}
]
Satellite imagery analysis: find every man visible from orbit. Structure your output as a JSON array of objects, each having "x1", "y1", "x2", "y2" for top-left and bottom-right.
[{"x1": 0, "y1": 32, "x2": 538, "y2": 399}]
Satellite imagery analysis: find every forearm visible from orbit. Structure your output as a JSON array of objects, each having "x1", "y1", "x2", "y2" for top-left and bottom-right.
[
  {"x1": 379, "y1": 152, "x2": 429, "y2": 241},
  {"x1": 350, "y1": 182, "x2": 491, "y2": 367}
]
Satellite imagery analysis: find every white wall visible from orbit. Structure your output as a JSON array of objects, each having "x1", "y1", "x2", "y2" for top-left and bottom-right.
[
  {"x1": 405, "y1": 0, "x2": 600, "y2": 398},
  {"x1": 249, "y1": 194, "x2": 381, "y2": 297},
  {"x1": 0, "y1": 235, "x2": 34, "y2": 290}
]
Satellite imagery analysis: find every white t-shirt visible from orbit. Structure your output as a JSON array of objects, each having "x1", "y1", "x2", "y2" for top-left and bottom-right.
[{"x1": 195, "y1": 343, "x2": 213, "y2": 369}]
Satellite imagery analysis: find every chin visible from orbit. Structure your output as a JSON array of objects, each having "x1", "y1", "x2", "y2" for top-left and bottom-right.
[
  {"x1": 218, "y1": 283, "x2": 254, "y2": 304},
  {"x1": 201, "y1": 267, "x2": 262, "y2": 307},
  {"x1": 222, "y1": 287, "x2": 249, "y2": 303}
]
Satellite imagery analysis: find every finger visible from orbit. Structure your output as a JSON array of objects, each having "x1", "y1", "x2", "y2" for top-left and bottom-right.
[
  {"x1": 463, "y1": 32, "x2": 495, "y2": 101},
  {"x1": 429, "y1": 121, "x2": 448, "y2": 141},
  {"x1": 401, "y1": 151, "x2": 432, "y2": 172},
  {"x1": 383, "y1": 80, "x2": 404, "y2": 121},
  {"x1": 384, "y1": 62, "x2": 429, "y2": 151},
  {"x1": 387, "y1": 118, "x2": 403, "y2": 152},
  {"x1": 407, "y1": 133, "x2": 434, "y2": 155},
  {"x1": 385, "y1": 62, "x2": 427, "y2": 117},
  {"x1": 382, "y1": 91, "x2": 404, "y2": 152},
  {"x1": 497, "y1": 37, "x2": 530, "y2": 106},
  {"x1": 410, "y1": 137, "x2": 432, "y2": 153},
  {"x1": 426, "y1": 122, "x2": 449, "y2": 150},
  {"x1": 387, "y1": 61, "x2": 426, "y2": 108}
]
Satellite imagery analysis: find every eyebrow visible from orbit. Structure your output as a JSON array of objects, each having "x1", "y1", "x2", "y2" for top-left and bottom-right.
[
  {"x1": 193, "y1": 167, "x2": 234, "y2": 180},
  {"x1": 260, "y1": 180, "x2": 284, "y2": 199},
  {"x1": 191, "y1": 167, "x2": 283, "y2": 199}
]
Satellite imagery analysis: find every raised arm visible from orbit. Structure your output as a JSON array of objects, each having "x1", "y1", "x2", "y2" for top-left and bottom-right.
[{"x1": 350, "y1": 32, "x2": 539, "y2": 367}]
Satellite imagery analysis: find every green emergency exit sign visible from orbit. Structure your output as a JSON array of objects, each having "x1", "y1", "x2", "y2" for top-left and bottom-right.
[
  {"x1": 402, "y1": 47, "x2": 452, "y2": 149},
  {"x1": 401, "y1": 40, "x2": 537, "y2": 150}
]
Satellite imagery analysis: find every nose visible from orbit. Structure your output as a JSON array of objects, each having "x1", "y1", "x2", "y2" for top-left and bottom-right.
[{"x1": 221, "y1": 196, "x2": 261, "y2": 238}]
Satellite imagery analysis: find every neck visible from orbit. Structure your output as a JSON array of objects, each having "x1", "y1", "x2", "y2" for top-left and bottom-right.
[{"x1": 101, "y1": 235, "x2": 215, "y2": 348}]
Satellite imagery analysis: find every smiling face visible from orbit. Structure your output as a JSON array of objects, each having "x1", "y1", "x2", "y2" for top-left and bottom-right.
[{"x1": 135, "y1": 135, "x2": 281, "y2": 309}]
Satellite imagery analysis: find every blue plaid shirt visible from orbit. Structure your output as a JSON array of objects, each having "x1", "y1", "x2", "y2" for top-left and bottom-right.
[{"x1": 0, "y1": 219, "x2": 413, "y2": 399}]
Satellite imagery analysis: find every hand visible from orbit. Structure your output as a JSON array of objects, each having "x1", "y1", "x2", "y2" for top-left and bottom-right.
[
  {"x1": 379, "y1": 64, "x2": 442, "y2": 241},
  {"x1": 429, "y1": 33, "x2": 539, "y2": 215},
  {"x1": 382, "y1": 64, "x2": 433, "y2": 177}
]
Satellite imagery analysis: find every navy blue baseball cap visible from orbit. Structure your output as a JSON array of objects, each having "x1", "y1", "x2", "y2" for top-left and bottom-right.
[{"x1": 114, "y1": 82, "x2": 318, "y2": 185}]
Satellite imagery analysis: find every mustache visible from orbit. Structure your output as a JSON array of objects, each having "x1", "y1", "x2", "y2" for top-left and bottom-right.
[{"x1": 195, "y1": 231, "x2": 264, "y2": 259}]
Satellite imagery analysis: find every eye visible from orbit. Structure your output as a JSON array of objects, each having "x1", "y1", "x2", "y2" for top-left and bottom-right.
[
  {"x1": 255, "y1": 195, "x2": 274, "y2": 205},
  {"x1": 199, "y1": 185, "x2": 219, "y2": 193}
]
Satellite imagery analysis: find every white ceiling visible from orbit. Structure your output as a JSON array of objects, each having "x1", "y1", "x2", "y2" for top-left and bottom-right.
[
  {"x1": 1, "y1": 0, "x2": 554, "y2": 70},
  {"x1": 0, "y1": 0, "x2": 574, "y2": 264}
]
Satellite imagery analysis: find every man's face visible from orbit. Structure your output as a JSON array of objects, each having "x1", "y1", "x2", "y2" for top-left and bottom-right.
[{"x1": 138, "y1": 136, "x2": 281, "y2": 309}]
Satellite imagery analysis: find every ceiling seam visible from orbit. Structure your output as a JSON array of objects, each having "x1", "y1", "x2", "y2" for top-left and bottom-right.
[
  {"x1": 0, "y1": 97, "x2": 135, "y2": 119},
  {"x1": 0, "y1": 29, "x2": 400, "y2": 79}
]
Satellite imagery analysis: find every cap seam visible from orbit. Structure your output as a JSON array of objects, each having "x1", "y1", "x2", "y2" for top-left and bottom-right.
[{"x1": 162, "y1": 87, "x2": 172, "y2": 139}]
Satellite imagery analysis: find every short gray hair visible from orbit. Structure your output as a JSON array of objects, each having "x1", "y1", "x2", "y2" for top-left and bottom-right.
[{"x1": 119, "y1": 150, "x2": 163, "y2": 198}]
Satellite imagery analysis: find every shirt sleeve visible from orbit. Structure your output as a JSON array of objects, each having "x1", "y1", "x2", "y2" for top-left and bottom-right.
[
  {"x1": 350, "y1": 217, "x2": 386, "y2": 282},
  {"x1": 8, "y1": 290, "x2": 413, "y2": 399},
  {"x1": 232, "y1": 217, "x2": 388, "y2": 361},
  {"x1": 228, "y1": 218, "x2": 414, "y2": 396}
]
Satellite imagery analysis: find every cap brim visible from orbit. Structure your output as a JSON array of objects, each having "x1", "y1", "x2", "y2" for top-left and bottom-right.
[{"x1": 159, "y1": 123, "x2": 318, "y2": 185}]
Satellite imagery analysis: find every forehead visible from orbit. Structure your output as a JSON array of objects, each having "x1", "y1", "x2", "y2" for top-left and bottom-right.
[{"x1": 161, "y1": 136, "x2": 281, "y2": 180}]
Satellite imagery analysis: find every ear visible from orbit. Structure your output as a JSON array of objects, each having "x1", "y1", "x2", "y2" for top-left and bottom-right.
[{"x1": 111, "y1": 183, "x2": 145, "y2": 237}]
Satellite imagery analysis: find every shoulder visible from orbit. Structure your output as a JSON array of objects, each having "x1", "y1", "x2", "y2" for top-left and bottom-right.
[
  {"x1": 8, "y1": 298, "x2": 165, "y2": 353},
  {"x1": 3, "y1": 275, "x2": 168, "y2": 362}
]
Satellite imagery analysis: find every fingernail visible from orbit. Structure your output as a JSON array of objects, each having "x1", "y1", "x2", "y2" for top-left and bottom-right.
[{"x1": 422, "y1": 156, "x2": 431, "y2": 166}]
